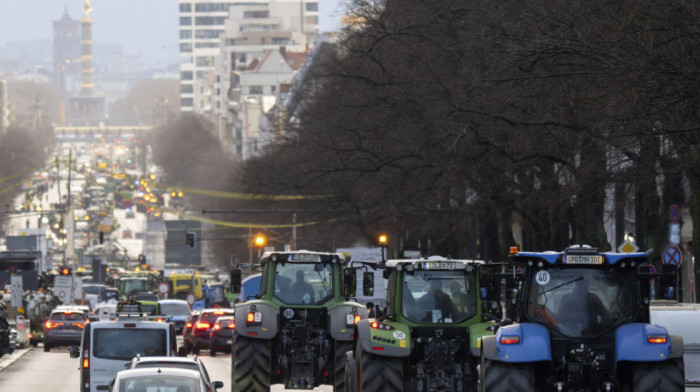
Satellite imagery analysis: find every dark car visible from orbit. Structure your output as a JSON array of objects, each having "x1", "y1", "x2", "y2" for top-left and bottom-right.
[
  {"x1": 183, "y1": 311, "x2": 200, "y2": 353},
  {"x1": 43, "y1": 309, "x2": 88, "y2": 352},
  {"x1": 208, "y1": 316, "x2": 234, "y2": 357},
  {"x1": 191, "y1": 309, "x2": 234, "y2": 355}
]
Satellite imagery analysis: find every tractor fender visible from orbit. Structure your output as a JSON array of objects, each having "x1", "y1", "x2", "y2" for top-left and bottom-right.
[
  {"x1": 470, "y1": 321, "x2": 496, "y2": 357},
  {"x1": 328, "y1": 303, "x2": 370, "y2": 341},
  {"x1": 233, "y1": 301, "x2": 278, "y2": 339},
  {"x1": 668, "y1": 334, "x2": 684, "y2": 359},
  {"x1": 494, "y1": 323, "x2": 552, "y2": 363},
  {"x1": 481, "y1": 335, "x2": 498, "y2": 361},
  {"x1": 355, "y1": 319, "x2": 411, "y2": 358},
  {"x1": 615, "y1": 323, "x2": 676, "y2": 362}
]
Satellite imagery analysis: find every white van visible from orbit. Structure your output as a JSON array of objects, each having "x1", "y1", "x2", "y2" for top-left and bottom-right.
[{"x1": 70, "y1": 302, "x2": 180, "y2": 392}]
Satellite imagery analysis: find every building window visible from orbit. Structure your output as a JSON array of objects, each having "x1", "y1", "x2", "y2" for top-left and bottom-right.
[
  {"x1": 179, "y1": 30, "x2": 192, "y2": 39},
  {"x1": 243, "y1": 10, "x2": 269, "y2": 18},
  {"x1": 180, "y1": 43, "x2": 193, "y2": 52},
  {"x1": 195, "y1": 42, "x2": 219, "y2": 48},
  {"x1": 271, "y1": 37, "x2": 290, "y2": 45},
  {"x1": 196, "y1": 56, "x2": 215, "y2": 67},
  {"x1": 180, "y1": 98, "x2": 194, "y2": 107},
  {"x1": 195, "y1": 30, "x2": 224, "y2": 39},
  {"x1": 195, "y1": 16, "x2": 227, "y2": 26},
  {"x1": 180, "y1": 71, "x2": 193, "y2": 80},
  {"x1": 249, "y1": 86, "x2": 263, "y2": 94},
  {"x1": 305, "y1": 16, "x2": 318, "y2": 25},
  {"x1": 195, "y1": 3, "x2": 233, "y2": 12},
  {"x1": 180, "y1": 17, "x2": 192, "y2": 25},
  {"x1": 196, "y1": 71, "x2": 210, "y2": 78},
  {"x1": 306, "y1": 2, "x2": 318, "y2": 12},
  {"x1": 179, "y1": 4, "x2": 192, "y2": 12},
  {"x1": 180, "y1": 84, "x2": 194, "y2": 93}
]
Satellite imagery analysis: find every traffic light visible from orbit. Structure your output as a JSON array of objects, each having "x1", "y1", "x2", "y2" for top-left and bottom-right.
[
  {"x1": 60, "y1": 267, "x2": 71, "y2": 276},
  {"x1": 186, "y1": 232, "x2": 196, "y2": 248}
]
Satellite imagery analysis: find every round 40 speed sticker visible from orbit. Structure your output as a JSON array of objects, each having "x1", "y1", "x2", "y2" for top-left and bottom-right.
[{"x1": 535, "y1": 270, "x2": 550, "y2": 286}]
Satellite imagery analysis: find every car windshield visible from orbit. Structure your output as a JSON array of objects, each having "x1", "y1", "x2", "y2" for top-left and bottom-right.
[
  {"x1": 121, "y1": 279, "x2": 147, "y2": 293},
  {"x1": 401, "y1": 270, "x2": 476, "y2": 324},
  {"x1": 525, "y1": 267, "x2": 636, "y2": 337},
  {"x1": 51, "y1": 312, "x2": 86, "y2": 321},
  {"x1": 93, "y1": 328, "x2": 167, "y2": 360},
  {"x1": 119, "y1": 375, "x2": 201, "y2": 392},
  {"x1": 161, "y1": 303, "x2": 190, "y2": 316},
  {"x1": 273, "y1": 262, "x2": 333, "y2": 305}
]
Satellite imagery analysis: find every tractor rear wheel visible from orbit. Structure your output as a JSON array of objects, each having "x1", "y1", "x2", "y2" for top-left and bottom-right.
[
  {"x1": 333, "y1": 341, "x2": 353, "y2": 391},
  {"x1": 480, "y1": 354, "x2": 534, "y2": 391},
  {"x1": 232, "y1": 335, "x2": 271, "y2": 392},
  {"x1": 357, "y1": 344, "x2": 403, "y2": 392},
  {"x1": 632, "y1": 358, "x2": 684, "y2": 392}
]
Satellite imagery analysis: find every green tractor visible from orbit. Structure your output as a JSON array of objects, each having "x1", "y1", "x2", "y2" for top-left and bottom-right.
[
  {"x1": 344, "y1": 257, "x2": 495, "y2": 392},
  {"x1": 230, "y1": 251, "x2": 370, "y2": 391}
]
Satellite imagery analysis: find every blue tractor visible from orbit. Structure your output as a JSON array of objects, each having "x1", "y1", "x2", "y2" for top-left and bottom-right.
[{"x1": 479, "y1": 245, "x2": 685, "y2": 392}]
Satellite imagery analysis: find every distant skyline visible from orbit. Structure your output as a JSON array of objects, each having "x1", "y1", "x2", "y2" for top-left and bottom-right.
[{"x1": 0, "y1": 0, "x2": 346, "y2": 68}]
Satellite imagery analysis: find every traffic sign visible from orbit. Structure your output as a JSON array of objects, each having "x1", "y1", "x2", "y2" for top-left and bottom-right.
[
  {"x1": 617, "y1": 239, "x2": 639, "y2": 253},
  {"x1": 158, "y1": 282, "x2": 169, "y2": 295},
  {"x1": 186, "y1": 292, "x2": 196, "y2": 306},
  {"x1": 10, "y1": 276, "x2": 23, "y2": 308},
  {"x1": 662, "y1": 245, "x2": 682, "y2": 266},
  {"x1": 669, "y1": 204, "x2": 681, "y2": 223}
]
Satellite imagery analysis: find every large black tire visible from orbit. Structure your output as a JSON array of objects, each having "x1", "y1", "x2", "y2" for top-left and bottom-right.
[
  {"x1": 357, "y1": 344, "x2": 404, "y2": 392},
  {"x1": 334, "y1": 341, "x2": 353, "y2": 392},
  {"x1": 232, "y1": 335, "x2": 271, "y2": 392},
  {"x1": 210, "y1": 347, "x2": 216, "y2": 357},
  {"x1": 344, "y1": 352, "x2": 355, "y2": 392},
  {"x1": 43, "y1": 343, "x2": 50, "y2": 352},
  {"x1": 632, "y1": 358, "x2": 684, "y2": 392},
  {"x1": 192, "y1": 343, "x2": 200, "y2": 356},
  {"x1": 480, "y1": 354, "x2": 534, "y2": 392}
]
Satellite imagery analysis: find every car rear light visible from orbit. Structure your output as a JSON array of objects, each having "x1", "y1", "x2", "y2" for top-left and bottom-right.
[
  {"x1": 213, "y1": 324, "x2": 221, "y2": 330},
  {"x1": 156, "y1": 318, "x2": 164, "y2": 322},
  {"x1": 195, "y1": 322, "x2": 211, "y2": 330},
  {"x1": 186, "y1": 322, "x2": 193, "y2": 328},
  {"x1": 73, "y1": 323, "x2": 86, "y2": 329},
  {"x1": 45, "y1": 321, "x2": 65, "y2": 329},
  {"x1": 647, "y1": 335, "x2": 667, "y2": 344},
  {"x1": 124, "y1": 323, "x2": 136, "y2": 328},
  {"x1": 83, "y1": 358, "x2": 89, "y2": 368},
  {"x1": 214, "y1": 311, "x2": 225, "y2": 315},
  {"x1": 500, "y1": 336, "x2": 521, "y2": 345},
  {"x1": 63, "y1": 311, "x2": 73, "y2": 315}
]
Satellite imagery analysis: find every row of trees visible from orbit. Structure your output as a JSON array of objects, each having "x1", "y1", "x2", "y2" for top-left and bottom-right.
[{"x1": 230, "y1": 0, "x2": 698, "y2": 266}]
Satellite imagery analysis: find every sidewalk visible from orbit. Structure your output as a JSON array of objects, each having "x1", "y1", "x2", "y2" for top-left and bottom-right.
[{"x1": 0, "y1": 347, "x2": 31, "y2": 371}]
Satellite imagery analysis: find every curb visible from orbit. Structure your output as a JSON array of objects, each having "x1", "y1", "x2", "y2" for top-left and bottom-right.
[{"x1": 0, "y1": 347, "x2": 32, "y2": 371}]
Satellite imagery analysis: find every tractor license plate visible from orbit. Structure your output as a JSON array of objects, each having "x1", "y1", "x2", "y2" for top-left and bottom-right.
[
  {"x1": 423, "y1": 262, "x2": 455, "y2": 270},
  {"x1": 565, "y1": 255, "x2": 603, "y2": 264}
]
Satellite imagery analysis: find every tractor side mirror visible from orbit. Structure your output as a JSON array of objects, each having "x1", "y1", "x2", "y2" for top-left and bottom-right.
[
  {"x1": 230, "y1": 268, "x2": 241, "y2": 294},
  {"x1": 362, "y1": 272, "x2": 374, "y2": 297},
  {"x1": 343, "y1": 268, "x2": 357, "y2": 298}
]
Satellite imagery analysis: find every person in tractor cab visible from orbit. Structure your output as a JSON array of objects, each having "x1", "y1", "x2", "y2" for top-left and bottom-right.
[
  {"x1": 556, "y1": 276, "x2": 608, "y2": 335},
  {"x1": 290, "y1": 269, "x2": 315, "y2": 304},
  {"x1": 415, "y1": 279, "x2": 458, "y2": 322}
]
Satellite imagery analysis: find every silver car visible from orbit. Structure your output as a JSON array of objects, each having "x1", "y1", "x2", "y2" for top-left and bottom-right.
[{"x1": 109, "y1": 367, "x2": 207, "y2": 392}]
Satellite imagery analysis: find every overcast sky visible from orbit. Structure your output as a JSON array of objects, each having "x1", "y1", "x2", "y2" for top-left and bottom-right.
[{"x1": 0, "y1": 0, "x2": 346, "y2": 67}]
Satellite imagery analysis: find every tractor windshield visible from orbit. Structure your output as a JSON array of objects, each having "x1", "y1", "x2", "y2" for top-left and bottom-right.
[
  {"x1": 525, "y1": 267, "x2": 636, "y2": 337},
  {"x1": 273, "y1": 262, "x2": 334, "y2": 305},
  {"x1": 401, "y1": 270, "x2": 476, "y2": 324}
]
